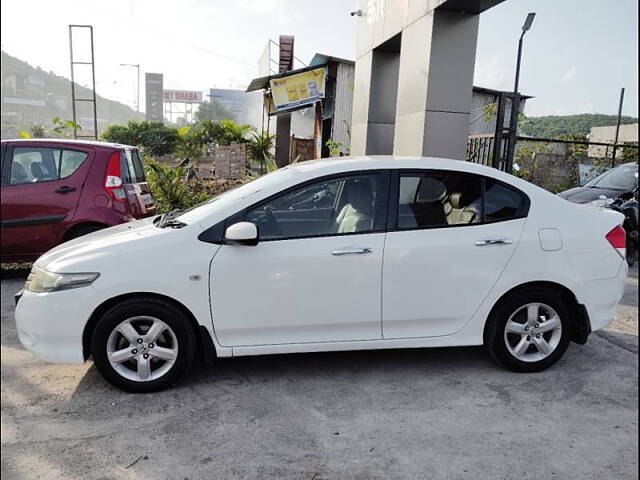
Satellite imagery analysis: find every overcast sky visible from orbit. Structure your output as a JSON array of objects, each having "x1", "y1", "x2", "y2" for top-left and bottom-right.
[{"x1": 1, "y1": 0, "x2": 637, "y2": 117}]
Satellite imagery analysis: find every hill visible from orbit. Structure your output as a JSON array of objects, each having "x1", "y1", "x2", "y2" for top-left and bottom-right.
[
  {"x1": 1, "y1": 50, "x2": 142, "y2": 139},
  {"x1": 520, "y1": 113, "x2": 638, "y2": 138}
]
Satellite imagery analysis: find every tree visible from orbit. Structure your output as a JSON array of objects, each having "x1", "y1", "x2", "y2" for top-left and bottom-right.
[
  {"x1": 101, "y1": 121, "x2": 179, "y2": 157},
  {"x1": 195, "y1": 100, "x2": 236, "y2": 123}
]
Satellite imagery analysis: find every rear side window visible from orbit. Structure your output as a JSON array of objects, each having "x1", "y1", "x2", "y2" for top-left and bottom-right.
[
  {"x1": 120, "y1": 149, "x2": 146, "y2": 183},
  {"x1": 8, "y1": 147, "x2": 87, "y2": 185},
  {"x1": 397, "y1": 172, "x2": 482, "y2": 228},
  {"x1": 395, "y1": 171, "x2": 528, "y2": 230}
]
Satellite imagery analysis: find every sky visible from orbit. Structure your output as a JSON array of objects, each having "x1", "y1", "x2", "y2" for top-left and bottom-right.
[{"x1": 1, "y1": 0, "x2": 637, "y2": 118}]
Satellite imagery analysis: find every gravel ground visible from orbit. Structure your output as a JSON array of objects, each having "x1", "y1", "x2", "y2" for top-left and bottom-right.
[{"x1": 1, "y1": 266, "x2": 637, "y2": 480}]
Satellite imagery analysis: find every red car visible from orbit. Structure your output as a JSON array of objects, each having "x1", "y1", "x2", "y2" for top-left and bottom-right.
[{"x1": 1, "y1": 139, "x2": 155, "y2": 263}]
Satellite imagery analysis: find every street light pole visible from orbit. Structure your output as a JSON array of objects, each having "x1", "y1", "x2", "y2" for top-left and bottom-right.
[
  {"x1": 120, "y1": 63, "x2": 140, "y2": 112},
  {"x1": 514, "y1": 13, "x2": 535, "y2": 94}
]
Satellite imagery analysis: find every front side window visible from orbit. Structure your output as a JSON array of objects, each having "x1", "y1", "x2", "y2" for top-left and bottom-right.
[
  {"x1": 245, "y1": 174, "x2": 379, "y2": 240},
  {"x1": 395, "y1": 171, "x2": 528, "y2": 230}
]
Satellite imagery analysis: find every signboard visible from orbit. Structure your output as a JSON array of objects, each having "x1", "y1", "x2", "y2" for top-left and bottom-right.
[
  {"x1": 163, "y1": 89, "x2": 203, "y2": 103},
  {"x1": 269, "y1": 67, "x2": 326, "y2": 114},
  {"x1": 145, "y1": 73, "x2": 164, "y2": 122}
]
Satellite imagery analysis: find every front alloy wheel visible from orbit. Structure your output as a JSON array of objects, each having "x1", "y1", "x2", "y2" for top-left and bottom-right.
[{"x1": 92, "y1": 298, "x2": 196, "y2": 392}]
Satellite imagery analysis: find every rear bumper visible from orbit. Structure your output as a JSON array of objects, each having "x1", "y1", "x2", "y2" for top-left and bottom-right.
[
  {"x1": 14, "y1": 287, "x2": 96, "y2": 363},
  {"x1": 579, "y1": 260, "x2": 629, "y2": 332}
]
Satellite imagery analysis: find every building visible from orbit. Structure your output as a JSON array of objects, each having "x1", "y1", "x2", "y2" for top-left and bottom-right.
[
  {"x1": 588, "y1": 123, "x2": 639, "y2": 158},
  {"x1": 350, "y1": 0, "x2": 505, "y2": 159},
  {"x1": 468, "y1": 86, "x2": 532, "y2": 136},
  {"x1": 208, "y1": 88, "x2": 253, "y2": 124},
  {"x1": 309, "y1": 53, "x2": 355, "y2": 156}
]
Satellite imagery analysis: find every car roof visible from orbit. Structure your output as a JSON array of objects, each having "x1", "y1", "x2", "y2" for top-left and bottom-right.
[{"x1": 1, "y1": 138, "x2": 136, "y2": 149}]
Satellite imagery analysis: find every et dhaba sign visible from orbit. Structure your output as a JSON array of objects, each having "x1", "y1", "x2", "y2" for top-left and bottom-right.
[{"x1": 163, "y1": 89, "x2": 203, "y2": 103}]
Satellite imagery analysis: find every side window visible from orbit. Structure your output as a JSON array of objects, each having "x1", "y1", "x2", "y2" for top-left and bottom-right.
[
  {"x1": 60, "y1": 150, "x2": 88, "y2": 178},
  {"x1": 484, "y1": 179, "x2": 527, "y2": 222},
  {"x1": 120, "y1": 151, "x2": 134, "y2": 183},
  {"x1": 130, "y1": 150, "x2": 146, "y2": 182},
  {"x1": 245, "y1": 174, "x2": 379, "y2": 240},
  {"x1": 397, "y1": 172, "x2": 482, "y2": 229},
  {"x1": 9, "y1": 147, "x2": 62, "y2": 185}
]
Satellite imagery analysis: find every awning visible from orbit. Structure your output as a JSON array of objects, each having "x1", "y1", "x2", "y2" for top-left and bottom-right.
[{"x1": 245, "y1": 63, "x2": 327, "y2": 93}]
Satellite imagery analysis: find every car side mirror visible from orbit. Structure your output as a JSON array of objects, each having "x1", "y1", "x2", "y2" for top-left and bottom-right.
[{"x1": 225, "y1": 222, "x2": 258, "y2": 246}]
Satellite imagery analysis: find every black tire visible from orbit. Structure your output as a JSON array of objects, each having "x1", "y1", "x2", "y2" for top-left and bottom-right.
[
  {"x1": 485, "y1": 288, "x2": 572, "y2": 373},
  {"x1": 91, "y1": 298, "x2": 196, "y2": 393},
  {"x1": 66, "y1": 224, "x2": 104, "y2": 241}
]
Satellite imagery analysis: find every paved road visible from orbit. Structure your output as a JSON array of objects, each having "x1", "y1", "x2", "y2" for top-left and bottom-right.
[{"x1": 1, "y1": 267, "x2": 637, "y2": 480}]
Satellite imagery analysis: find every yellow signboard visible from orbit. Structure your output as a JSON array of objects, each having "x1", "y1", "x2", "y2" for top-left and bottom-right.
[{"x1": 269, "y1": 67, "x2": 326, "y2": 113}]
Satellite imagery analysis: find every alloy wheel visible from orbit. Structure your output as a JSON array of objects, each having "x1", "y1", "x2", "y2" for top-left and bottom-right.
[
  {"x1": 106, "y1": 316, "x2": 178, "y2": 382},
  {"x1": 503, "y1": 302, "x2": 563, "y2": 363}
]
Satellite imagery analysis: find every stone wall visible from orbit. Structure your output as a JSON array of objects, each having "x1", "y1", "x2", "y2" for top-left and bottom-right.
[{"x1": 215, "y1": 142, "x2": 247, "y2": 179}]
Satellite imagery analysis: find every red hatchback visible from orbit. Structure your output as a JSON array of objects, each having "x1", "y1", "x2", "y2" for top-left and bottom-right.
[{"x1": 1, "y1": 139, "x2": 156, "y2": 263}]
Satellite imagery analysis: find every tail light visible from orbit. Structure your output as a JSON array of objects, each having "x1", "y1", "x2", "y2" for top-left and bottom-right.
[
  {"x1": 605, "y1": 225, "x2": 626, "y2": 259},
  {"x1": 105, "y1": 152, "x2": 126, "y2": 203}
]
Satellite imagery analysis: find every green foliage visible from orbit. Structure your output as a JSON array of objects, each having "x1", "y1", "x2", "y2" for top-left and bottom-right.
[
  {"x1": 520, "y1": 114, "x2": 638, "y2": 138},
  {"x1": 195, "y1": 100, "x2": 236, "y2": 123},
  {"x1": 101, "y1": 121, "x2": 179, "y2": 157},
  {"x1": 325, "y1": 139, "x2": 344, "y2": 157},
  {"x1": 247, "y1": 130, "x2": 275, "y2": 163},
  {"x1": 51, "y1": 117, "x2": 81, "y2": 138},
  {"x1": 30, "y1": 124, "x2": 46, "y2": 138},
  {"x1": 174, "y1": 125, "x2": 205, "y2": 163}
]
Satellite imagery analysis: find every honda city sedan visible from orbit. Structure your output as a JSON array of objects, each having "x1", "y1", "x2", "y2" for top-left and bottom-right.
[{"x1": 15, "y1": 156, "x2": 628, "y2": 392}]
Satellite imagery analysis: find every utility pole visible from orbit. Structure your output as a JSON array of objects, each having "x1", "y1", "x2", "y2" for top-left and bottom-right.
[
  {"x1": 611, "y1": 87, "x2": 625, "y2": 168},
  {"x1": 120, "y1": 63, "x2": 140, "y2": 112}
]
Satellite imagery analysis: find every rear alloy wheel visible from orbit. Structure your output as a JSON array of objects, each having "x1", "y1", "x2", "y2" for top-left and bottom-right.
[
  {"x1": 92, "y1": 298, "x2": 196, "y2": 392},
  {"x1": 487, "y1": 289, "x2": 571, "y2": 372}
]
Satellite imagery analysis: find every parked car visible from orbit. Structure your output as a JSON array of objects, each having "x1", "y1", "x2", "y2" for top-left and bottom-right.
[
  {"x1": 558, "y1": 162, "x2": 637, "y2": 204},
  {"x1": 1, "y1": 139, "x2": 155, "y2": 262},
  {"x1": 14, "y1": 157, "x2": 628, "y2": 392},
  {"x1": 558, "y1": 162, "x2": 638, "y2": 265}
]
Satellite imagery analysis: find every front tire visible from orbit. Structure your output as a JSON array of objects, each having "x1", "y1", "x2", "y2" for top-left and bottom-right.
[
  {"x1": 486, "y1": 288, "x2": 571, "y2": 372},
  {"x1": 91, "y1": 298, "x2": 196, "y2": 393}
]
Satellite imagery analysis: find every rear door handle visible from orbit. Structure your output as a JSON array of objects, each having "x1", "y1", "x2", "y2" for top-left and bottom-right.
[
  {"x1": 475, "y1": 238, "x2": 513, "y2": 246},
  {"x1": 331, "y1": 247, "x2": 372, "y2": 256},
  {"x1": 55, "y1": 186, "x2": 76, "y2": 194}
]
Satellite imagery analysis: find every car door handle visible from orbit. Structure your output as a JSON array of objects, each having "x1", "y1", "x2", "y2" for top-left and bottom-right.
[
  {"x1": 475, "y1": 238, "x2": 513, "y2": 246},
  {"x1": 331, "y1": 247, "x2": 373, "y2": 256},
  {"x1": 55, "y1": 186, "x2": 76, "y2": 194}
]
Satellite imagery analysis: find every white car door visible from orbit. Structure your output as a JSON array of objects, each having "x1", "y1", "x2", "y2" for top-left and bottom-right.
[
  {"x1": 209, "y1": 172, "x2": 387, "y2": 347},
  {"x1": 382, "y1": 170, "x2": 528, "y2": 338}
]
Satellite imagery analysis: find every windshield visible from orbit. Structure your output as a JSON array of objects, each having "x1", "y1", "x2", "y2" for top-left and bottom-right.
[
  {"x1": 586, "y1": 163, "x2": 638, "y2": 190},
  {"x1": 174, "y1": 167, "x2": 294, "y2": 224}
]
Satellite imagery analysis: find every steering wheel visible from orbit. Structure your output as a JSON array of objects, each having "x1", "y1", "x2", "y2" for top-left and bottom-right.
[{"x1": 262, "y1": 206, "x2": 283, "y2": 237}]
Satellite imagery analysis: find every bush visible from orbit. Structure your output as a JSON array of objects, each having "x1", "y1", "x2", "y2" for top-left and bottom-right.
[{"x1": 102, "y1": 121, "x2": 179, "y2": 157}]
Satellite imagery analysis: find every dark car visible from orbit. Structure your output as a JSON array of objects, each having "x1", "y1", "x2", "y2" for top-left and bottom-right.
[
  {"x1": 558, "y1": 162, "x2": 638, "y2": 204},
  {"x1": 1, "y1": 139, "x2": 155, "y2": 263}
]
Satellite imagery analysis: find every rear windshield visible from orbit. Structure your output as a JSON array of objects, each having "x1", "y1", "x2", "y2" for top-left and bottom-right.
[
  {"x1": 586, "y1": 163, "x2": 638, "y2": 190},
  {"x1": 120, "y1": 149, "x2": 146, "y2": 183}
]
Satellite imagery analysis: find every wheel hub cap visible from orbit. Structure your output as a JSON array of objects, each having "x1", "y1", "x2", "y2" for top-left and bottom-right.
[{"x1": 504, "y1": 302, "x2": 562, "y2": 363}]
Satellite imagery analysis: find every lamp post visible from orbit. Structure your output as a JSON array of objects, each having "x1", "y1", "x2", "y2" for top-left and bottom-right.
[
  {"x1": 514, "y1": 13, "x2": 535, "y2": 94},
  {"x1": 120, "y1": 63, "x2": 140, "y2": 112}
]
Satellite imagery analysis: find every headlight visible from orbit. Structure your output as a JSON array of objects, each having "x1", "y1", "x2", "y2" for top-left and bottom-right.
[{"x1": 25, "y1": 266, "x2": 100, "y2": 293}]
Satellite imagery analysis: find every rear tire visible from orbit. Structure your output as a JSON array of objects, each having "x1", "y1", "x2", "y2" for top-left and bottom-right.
[
  {"x1": 91, "y1": 298, "x2": 196, "y2": 393},
  {"x1": 486, "y1": 288, "x2": 571, "y2": 373},
  {"x1": 66, "y1": 224, "x2": 104, "y2": 241}
]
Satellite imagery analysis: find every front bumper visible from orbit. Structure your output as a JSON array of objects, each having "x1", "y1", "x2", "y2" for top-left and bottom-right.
[{"x1": 14, "y1": 286, "x2": 97, "y2": 364}]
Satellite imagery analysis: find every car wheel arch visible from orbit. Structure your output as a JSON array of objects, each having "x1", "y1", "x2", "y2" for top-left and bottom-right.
[
  {"x1": 482, "y1": 280, "x2": 589, "y2": 346},
  {"x1": 82, "y1": 292, "x2": 211, "y2": 362},
  {"x1": 62, "y1": 221, "x2": 108, "y2": 242}
]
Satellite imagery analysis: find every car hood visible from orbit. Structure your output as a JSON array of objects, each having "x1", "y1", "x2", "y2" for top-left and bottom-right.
[
  {"x1": 558, "y1": 186, "x2": 626, "y2": 204},
  {"x1": 35, "y1": 216, "x2": 167, "y2": 272}
]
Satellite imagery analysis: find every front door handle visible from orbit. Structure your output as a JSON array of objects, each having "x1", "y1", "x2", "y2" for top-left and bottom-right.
[
  {"x1": 475, "y1": 238, "x2": 513, "y2": 246},
  {"x1": 331, "y1": 247, "x2": 372, "y2": 256},
  {"x1": 55, "y1": 186, "x2": 77, "y2": 194}
]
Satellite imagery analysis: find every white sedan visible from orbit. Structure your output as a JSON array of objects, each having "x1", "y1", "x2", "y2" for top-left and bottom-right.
[{"x1": 14, "y1": 157, "x2": 628, "y2": 392}]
